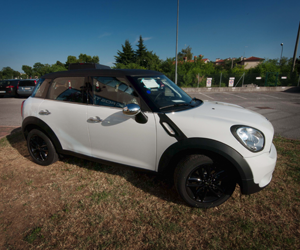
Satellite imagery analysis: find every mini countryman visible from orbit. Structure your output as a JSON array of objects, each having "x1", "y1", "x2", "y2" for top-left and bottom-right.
[{"x1": 21, "y1": 63, "x2": 277, "y2": 208}]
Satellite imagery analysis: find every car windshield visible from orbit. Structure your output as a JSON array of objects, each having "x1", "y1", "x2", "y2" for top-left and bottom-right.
[{"x1": 132, "y1": 75, "x2": 201, "y2": 111}]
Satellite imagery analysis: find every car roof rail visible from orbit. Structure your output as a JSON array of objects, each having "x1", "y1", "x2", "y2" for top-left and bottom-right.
[{"x1": 68, "y1": 63, "x2": 111, "y2": 70}]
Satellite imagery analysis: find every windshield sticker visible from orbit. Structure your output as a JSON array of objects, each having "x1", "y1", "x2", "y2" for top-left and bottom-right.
[
  {"x1": 146, "y1": 90, "x2": 151, "y2": 94},
  {"x1": 142, "y1": 79, "x2": 159, "y2": 88},
  {"x1": 172, "y1": 100, "x2": 185, "y2": 103}
]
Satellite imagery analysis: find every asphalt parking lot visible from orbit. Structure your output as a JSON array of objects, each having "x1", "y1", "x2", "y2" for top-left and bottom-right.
[
  {"x1": 189, "y1": 89, "x2": 300, "y2": 140},
  {"x1": 0, "y1": 89, "x2": 300, "y2": 140}
]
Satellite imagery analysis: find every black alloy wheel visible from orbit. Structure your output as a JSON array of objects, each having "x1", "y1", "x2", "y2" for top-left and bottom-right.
[
  {"x1": 27, "y1": 129, "x2": 58, "y2": 166},
  {"x1": 186, "y1": 164, "x2": 232, "y2": 203},
  {"x1": 175, "y1": 155, "x2": 236, "y2": 208},
  {"x1": 29, "y1": 135, "x2": 49, "y2": 162}
]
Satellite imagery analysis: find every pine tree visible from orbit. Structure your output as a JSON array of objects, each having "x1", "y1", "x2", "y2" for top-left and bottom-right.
[
  {"x1": 135, "y1": 35, "x2": 148, "y2": 67},
  {"x1": 114, "y1": 40, "x2": 135, "y2": 65}
]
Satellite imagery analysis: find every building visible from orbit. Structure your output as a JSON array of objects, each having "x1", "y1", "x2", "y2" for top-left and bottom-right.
[{"x1": 237, "y1": 56, "x2": 264, "y2": 69}]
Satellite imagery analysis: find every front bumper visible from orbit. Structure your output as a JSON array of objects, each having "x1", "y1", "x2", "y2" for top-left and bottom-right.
[{"x1": 241, "y1": 143, "x2": 277, "y2": 194}]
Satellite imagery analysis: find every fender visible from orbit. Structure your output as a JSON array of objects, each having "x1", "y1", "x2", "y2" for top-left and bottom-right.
[
  {"x1": 22, "y1": 116, "x2": 63, "y2": 152},
  {"x1": 158, "y1": 138, "x2": 263, "y2": 195}
]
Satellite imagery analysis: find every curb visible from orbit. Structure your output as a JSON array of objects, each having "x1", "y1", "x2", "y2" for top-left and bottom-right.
[{"x1": 182, "y1": 86, "x2": 299, "y2": 93}]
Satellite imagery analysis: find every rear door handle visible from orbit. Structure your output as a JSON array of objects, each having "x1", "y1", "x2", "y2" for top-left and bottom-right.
[
  {"x1": 39, "y1": 109, "x2": 51, "y2": 115},
  {"x1": 87, "y1": 116, "x2": 102, "y2": 123}
]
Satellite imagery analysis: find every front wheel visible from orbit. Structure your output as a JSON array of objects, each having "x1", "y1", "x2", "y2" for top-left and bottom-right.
[
  {"x1": 27, "y1": 129, "x2": 58, "y2": 166},
  {"x1": 175, "y1": 155, "x2": 236, "y2": 208}
]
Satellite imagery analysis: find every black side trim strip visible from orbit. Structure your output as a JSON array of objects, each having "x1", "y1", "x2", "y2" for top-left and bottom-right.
[
  {"x1": 60, "y1": 150, "x2": 156, "y2": 174},
  {"x1": 157, "y1": 113, "x2": 187, "y2": 141}
]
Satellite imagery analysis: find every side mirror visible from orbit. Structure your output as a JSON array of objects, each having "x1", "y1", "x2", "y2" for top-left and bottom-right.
[{"x1": 123, "y1": 103, "x2": 141, "y2": 116}]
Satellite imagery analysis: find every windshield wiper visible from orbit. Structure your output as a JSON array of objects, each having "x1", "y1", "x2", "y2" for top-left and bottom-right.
[
  {"x1": 159, "y1": 103, "x2": 193, "y2": 110},
  {"x1": 189, "y1": 97, "x2": 200, "y2": 104}
]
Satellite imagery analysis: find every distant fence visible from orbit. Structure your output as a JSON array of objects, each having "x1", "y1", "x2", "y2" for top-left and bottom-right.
[{"x1": 165, "y1": 72, "x2": 300, "y2": 88}]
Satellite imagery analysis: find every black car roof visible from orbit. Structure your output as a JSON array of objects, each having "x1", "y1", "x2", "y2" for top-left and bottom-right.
[{"x1": 41, "y1": 69, "x2": 163, "y2": 79}]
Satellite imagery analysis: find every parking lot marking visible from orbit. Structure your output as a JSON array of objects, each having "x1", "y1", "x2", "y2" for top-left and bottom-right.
[
  {"x1": 257, "y1": 94, "x2": 281, "y2": 99},
  {"x1": 223, "y1": 92, "x2": 247, "y2": 99},
  {"x1": 197, "y1": 93, "x2": 214, "y2": 99}
]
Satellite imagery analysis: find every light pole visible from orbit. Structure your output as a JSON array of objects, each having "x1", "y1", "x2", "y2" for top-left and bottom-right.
[
  {"x1": 280, "y1": 43, "x2": 283, "y2": 64},
  {"x1": 175, "y1": 0, "x2": 179, "y2": 85}
]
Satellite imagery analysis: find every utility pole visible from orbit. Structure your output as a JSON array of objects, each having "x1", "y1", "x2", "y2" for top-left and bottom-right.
[
  {"x1": 280, "y1": 43, "x2": 283, "y2": 64},
  {"x1": 175, "y1": 0, "x2": 179, "y2": 85},
  {"x1": 292, "y1": 22, "x2": 300, "y2": 73}
]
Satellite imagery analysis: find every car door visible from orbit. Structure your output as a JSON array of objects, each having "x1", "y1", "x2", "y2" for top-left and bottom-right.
[
  {"x1": 87, "y1": 76, "x2": 157, "y2": 171},
  {"x1": 38, "y1": 76, "x2": 91, "y2": 156}
]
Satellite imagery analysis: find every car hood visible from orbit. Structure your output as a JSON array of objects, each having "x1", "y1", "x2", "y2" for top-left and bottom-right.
[{"x1": 166, "y1": 100, "x2": 274, "y2": 155}]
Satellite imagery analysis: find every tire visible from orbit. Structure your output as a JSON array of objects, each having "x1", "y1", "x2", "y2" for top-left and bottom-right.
[
  {"x1": 27, "y1": 129, "x2": 58, "y2": 166},
  {"x1": 175, "y1": 154, "x2": 236, "y2": 208}
]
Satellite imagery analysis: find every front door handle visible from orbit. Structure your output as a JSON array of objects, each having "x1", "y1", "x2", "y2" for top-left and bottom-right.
[
  {"x1": 87, "y1": 116, "x2": 102, "y2": 123},
  {"x1": 39, "y1": 109, "x2": 51, "y2": 115}
]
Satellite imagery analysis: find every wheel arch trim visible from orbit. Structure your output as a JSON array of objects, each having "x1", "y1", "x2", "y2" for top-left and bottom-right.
[
  {"x1": 158, "y1": 138, "x2": 261, "y2": 194},
  {"x1": 22, "y1": 116, "x2": 62, "y2": 152}
]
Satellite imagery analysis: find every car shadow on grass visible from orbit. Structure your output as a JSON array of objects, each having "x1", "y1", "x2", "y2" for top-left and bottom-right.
[{"x1": 5, "y1": 130, "x2": 185, "y2": 206}]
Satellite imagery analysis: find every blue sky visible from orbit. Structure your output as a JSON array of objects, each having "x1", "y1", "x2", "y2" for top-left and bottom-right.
[{"x1": 1, "y1": 0, "x2": 300, "y2": 72}]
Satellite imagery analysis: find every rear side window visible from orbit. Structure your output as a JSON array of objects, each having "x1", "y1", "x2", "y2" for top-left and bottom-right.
[
  {"x1": 19, "y1": 80, "x2": 36, "y2": 87},
  {"x1": 31, "y1": 79, "x2": 50, "y2": 98},
  {"x1": 47, "y1": 77, "x2": 87, "y2": 104}
]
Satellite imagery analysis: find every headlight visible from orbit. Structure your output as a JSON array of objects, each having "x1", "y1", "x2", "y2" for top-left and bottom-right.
[{"x1": 231, "y1": 126, "x2": 265, "y2": 152}]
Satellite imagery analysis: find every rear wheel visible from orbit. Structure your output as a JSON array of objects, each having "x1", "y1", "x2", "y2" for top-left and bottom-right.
[
  {"x1": 175, "y1": 155, "x2": 236, "y2": 208},
  {"x1": 27, "y1": 129, "x2": 58, "y2": 166}
]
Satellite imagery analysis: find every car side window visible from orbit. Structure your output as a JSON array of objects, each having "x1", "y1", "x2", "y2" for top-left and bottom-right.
[
  {"x1": 32, "y1": 79, "x2": 51, "y2": 98},
  {"x1": 91, "y1": 76, "x2": 139, "y2": 108},
  {"x1": 47, "y1": 77, "x2": 87, "y2": 104}
]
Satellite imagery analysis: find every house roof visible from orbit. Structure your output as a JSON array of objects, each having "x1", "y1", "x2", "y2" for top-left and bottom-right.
[{"x1": 242, "y1": 56, "x2": 264, "y2": 61}]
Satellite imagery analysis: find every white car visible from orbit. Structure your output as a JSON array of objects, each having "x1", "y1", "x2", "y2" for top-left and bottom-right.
[{"x1": 21, "y1": 63, "x2": 277, "y2": 208}]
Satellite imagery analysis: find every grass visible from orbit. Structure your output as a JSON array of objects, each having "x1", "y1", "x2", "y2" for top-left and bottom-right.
[{"x1": 0, "y1": 132, "x2": 299, "y2": 249}]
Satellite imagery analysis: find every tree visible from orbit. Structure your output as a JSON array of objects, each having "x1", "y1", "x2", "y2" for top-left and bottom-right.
[
  {"x1": 32, "y1": 63, "x2": 45, "y2": 77},
  {"x1": 65, "y1": 56, "x2": 78, "y2": 69},
  {"x1": 114, "y1": 40, "x2": 135, "y2": 65},
  {"x1": 113, "y1": 63, "x2": 146, "y2": 70},
  {"x1": 32, "y1": 63, "x2": 53, "y2": 77},
  {"x1": 55, "y1": 61, "x2": 65, "y2": 67},
  {"x1": 65, "y1": 54, "x2": 100, "y2": 69},
  {"x1": 92, "y1": 56, "x2": 100, "y2": 63},
  {"x1": 178, "y1": 46, "x2": 193, "y2": 60},
  {"x1": 135, "y1": 35, "x2": 148, "y2": 67},
  {"x1": 78, "y1": 53, "x2": 92, "y2": 63},
  {"x1": 50, "y1": 64, "x2": 67, "y2": 72},
  {"x1": 22, "y1": 65, "x2": 33, "y2": 78},
  {"x1": 1, "y1": 67, "x2": 17, "y2": 79},
  {"x1": 144, "y1": 51, "x2": 162, "y2": 71}
]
